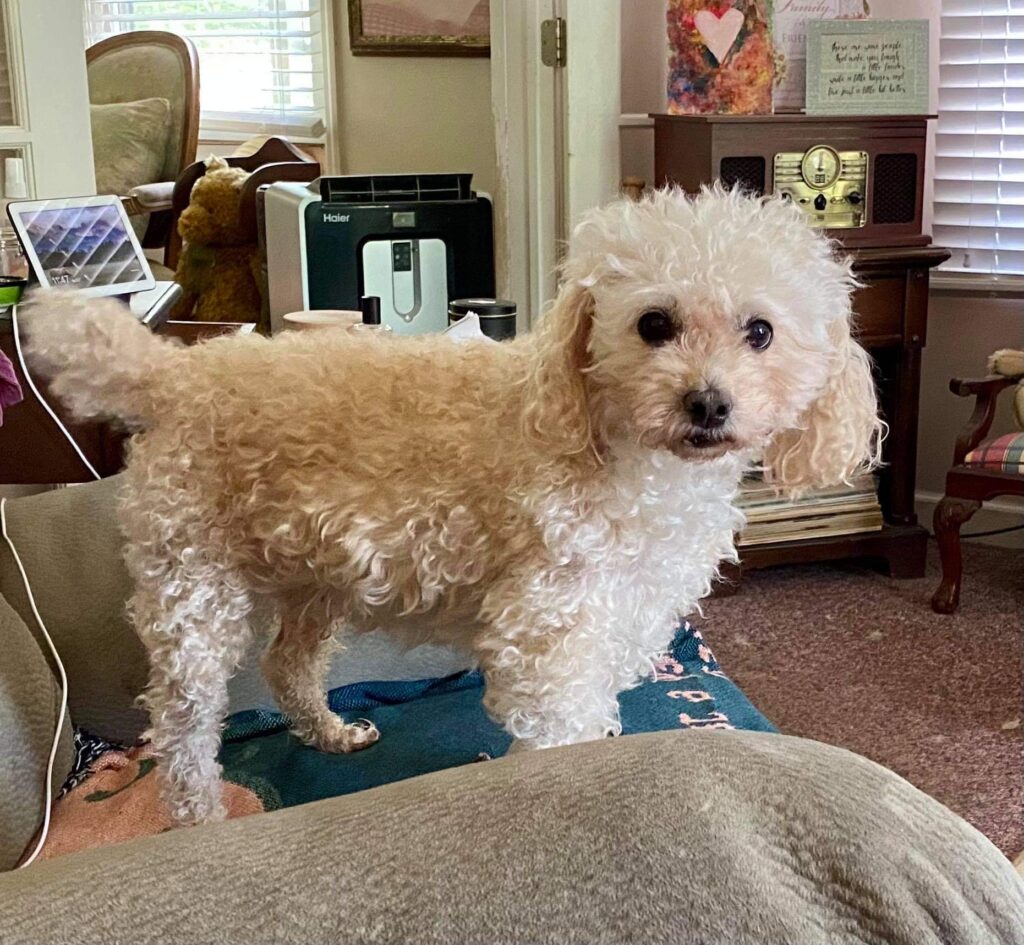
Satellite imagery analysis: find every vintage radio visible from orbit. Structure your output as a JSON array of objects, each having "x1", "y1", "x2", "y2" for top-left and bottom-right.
[{"x1": 651, "y1": 114, "x2": 932, "y2": 248}]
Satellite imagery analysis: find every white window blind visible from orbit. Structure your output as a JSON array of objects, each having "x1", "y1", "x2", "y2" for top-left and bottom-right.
[
  {"x1": 85, "y1": 1, "x2": 325, "y2": 140},
  {"x1": 936, "y1": 0, "x2": 1024, "y2": 275}
]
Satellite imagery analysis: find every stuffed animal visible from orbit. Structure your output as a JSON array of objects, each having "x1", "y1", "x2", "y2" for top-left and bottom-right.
[
  {"x1": 988, "y1": 348, "x2": 1024, "y2": 428},
  {"x1": 174, "y1": 156, "x2": 261, "y2": 323}
]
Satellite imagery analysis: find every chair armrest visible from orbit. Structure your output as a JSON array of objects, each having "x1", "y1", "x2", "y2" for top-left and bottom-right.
[
  {"x1": 949, "y1": 375, "x2": 1018, "y2": 398},
  {"x1": 947, "y1": 375, "x2": 1018, "y2": 465},
  {"x1": 122, "y1": 181, "x2": 175, "y2": 215}
]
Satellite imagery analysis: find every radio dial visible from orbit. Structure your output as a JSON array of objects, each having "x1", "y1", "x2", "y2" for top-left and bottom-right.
[
  {"x1": 847, "y1": 191, "x2": 862, "y2": 205},
  {"x1": 800, "y1": 145, "x2": 842, "y2": 190}
]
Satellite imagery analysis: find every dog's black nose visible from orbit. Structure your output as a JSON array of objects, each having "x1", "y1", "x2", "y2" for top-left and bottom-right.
[{"x1": 683, "y1": 388, "x2": 732, "y2": 429}]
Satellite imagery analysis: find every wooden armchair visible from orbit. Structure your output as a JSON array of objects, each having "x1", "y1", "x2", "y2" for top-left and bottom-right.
[
  {"x1": 87, "y1": 31, "x2": 200, "y2": 271},
  {"x1": 931, "y1": 356, "x2": 1024, "y2": 614}
]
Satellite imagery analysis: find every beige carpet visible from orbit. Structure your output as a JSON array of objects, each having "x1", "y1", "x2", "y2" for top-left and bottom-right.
[{"x1": 703, "y1": 541, "x2": 1024, "y2": 858}]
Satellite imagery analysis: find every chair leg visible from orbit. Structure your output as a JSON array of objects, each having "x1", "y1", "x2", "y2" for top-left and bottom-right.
[{"x1": 931, "y1": 496, "x2": 982, "y2": 614}]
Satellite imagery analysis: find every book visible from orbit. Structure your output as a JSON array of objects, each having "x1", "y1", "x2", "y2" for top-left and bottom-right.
[{"x1": 736, "y1": 471, "x2": 883, "y2": 546}]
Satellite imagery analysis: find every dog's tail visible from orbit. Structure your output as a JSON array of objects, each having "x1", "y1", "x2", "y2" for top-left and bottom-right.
[{"x1": 18, "y1": 291, "x2": 179, "y2": 428}]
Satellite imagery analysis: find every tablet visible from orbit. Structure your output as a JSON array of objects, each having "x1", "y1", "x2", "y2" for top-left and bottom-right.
[{"x1": 7, "y1": 195, "x2": 156, "y2": 298}]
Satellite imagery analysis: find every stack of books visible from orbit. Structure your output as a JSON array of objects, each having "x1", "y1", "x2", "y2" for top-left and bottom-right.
[{"x1": 736, "y1": 473, "x2": 884, "y2": 547}]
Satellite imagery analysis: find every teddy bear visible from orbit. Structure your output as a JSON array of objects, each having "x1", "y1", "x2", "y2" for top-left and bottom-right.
[
  {"x1": 988, "y1": 348, "x2": 1024, "y2": 428},
  {"x1": 174, "y1": 156, "x2": 261, "y2": 324}
]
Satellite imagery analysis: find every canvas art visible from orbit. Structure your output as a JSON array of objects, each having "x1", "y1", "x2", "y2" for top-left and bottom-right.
[{"x1": 667, "y1": 0, "x2": 775, "y2": 115}]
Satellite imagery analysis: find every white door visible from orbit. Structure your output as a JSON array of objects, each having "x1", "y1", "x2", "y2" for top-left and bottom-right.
[
  {"x1": 0, "y1": 0, "x2": 95, "y2": 202},
  {"x1": 491, "y1": 1, "x2": 620, "y2": 330}
]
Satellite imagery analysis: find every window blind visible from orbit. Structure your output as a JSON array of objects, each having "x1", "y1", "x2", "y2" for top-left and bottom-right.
[
  {"x1": 936, "y1": 0, "x2": 1024, "y2": 275},
  {"x1": 85, "y1": 0, "x2": 325, "y2": 140}
]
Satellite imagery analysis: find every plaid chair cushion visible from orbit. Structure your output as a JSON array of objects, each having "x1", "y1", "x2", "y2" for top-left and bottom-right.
[{"x1": 964, "y1": 433, "x2": 1024, "y2": 474}]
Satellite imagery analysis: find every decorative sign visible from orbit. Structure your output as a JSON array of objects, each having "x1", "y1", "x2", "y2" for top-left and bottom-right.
[
  {"x1": 805, "y1": 19, "x2": 929, "y2": 116},
  {"x1": 771, "y1": 0, "x2": 869, "y2": 112}
]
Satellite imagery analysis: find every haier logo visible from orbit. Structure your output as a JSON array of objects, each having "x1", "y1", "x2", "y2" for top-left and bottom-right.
[{"x1": 322, "y1": 212, "x2": 351, "y2": 223}]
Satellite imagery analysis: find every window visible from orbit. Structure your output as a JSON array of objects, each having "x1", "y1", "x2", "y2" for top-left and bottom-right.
[
  {"x1": 935, "y1": 0, "x2": 1024, "y2": 277},
  {"x1": 85, "y1": 1, "x2": 325, "y2": 141}
]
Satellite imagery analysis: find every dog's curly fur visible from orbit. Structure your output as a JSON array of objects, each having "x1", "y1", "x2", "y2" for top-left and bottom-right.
[{"x1": 24, "y1": 188, "x2": 882, "y2": 826}]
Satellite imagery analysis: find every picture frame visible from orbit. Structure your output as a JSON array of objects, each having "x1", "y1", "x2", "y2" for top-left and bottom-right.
[
  {"x1": 348, "y1": 0, "x2": 490, "y2": 57},
  {"x1": 805, "y1": 18, "x2": 929, "y2": 116},
  {"x1": 771, "y1": 0, "x2": 870, "y2": 112}
]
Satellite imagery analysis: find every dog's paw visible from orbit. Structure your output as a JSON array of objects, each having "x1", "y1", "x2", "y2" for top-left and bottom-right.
[
  {"x1": 311, "y1": 718, "x2": 381, "y2": 754},
  {"x1": 170, "y1": 794, "x2": 227, "y2": 828}
]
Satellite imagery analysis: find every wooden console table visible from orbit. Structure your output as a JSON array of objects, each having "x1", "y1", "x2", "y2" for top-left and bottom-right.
[{"x1": 736, "y1": 244, "x2": 950, "y2": 581}]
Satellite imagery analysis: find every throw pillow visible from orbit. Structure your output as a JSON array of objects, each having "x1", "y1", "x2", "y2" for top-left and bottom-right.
[{"x1": 90, "y1": 97, "x2": 172, "y2": 238}]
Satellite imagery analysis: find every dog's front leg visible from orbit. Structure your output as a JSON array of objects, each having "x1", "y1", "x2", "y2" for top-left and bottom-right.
[{"x1": 477, "y1": 581, "x2": 625, "y2": 751}]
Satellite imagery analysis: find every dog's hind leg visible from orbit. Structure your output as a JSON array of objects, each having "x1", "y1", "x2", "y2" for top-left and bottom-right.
[
  {"x1": 261, "y1": 594, "x2": 380, "y2": 753},
  {"x1": 132, "y1": 569, "x2": 255, "y2": 827}
]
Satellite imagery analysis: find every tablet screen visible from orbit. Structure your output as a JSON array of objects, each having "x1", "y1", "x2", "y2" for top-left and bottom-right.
[{"x1": 14, "y1": 201, "x2": 150, "y2": 292}]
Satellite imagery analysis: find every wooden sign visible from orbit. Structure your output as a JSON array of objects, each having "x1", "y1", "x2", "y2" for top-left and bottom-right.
[{"x1": 805, "y1": 19, "x2": 929, "y2": 116}]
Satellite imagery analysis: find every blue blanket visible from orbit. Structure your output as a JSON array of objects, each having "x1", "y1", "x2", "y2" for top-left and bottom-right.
[{"x1": 221, "y1": 622, "x2": 775, "y2": 812}]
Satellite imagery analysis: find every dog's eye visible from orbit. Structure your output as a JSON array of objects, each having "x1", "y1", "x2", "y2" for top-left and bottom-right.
[
  {"x1": 637, "y1": 310, "x2": 676, "y2": 346},
  {"x1": 745, "y1": 318, "x2": 773, "y2": 351}
]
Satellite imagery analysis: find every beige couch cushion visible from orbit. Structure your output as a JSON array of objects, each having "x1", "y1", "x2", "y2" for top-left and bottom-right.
[
  {"x1": 0, "y1": 479, "x2": 148, "y2": 742},
  {"x1": 0, "y1": 593, "x2": 72, "y2": 871},
  {"x1": 0, "y1": 731, "x2": 1020, "y2": 943}
]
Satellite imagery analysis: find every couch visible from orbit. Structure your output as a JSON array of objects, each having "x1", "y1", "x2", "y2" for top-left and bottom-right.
[{"x1": 1, "y1": 478, "x2": 1022, "y2": 944}]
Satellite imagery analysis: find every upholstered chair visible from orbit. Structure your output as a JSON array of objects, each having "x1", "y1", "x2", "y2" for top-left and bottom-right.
[
  {"x1": 86, "y1": 31, "x2": 200, "y2": 273},
  {"x1": 931, "y1": 349, "x2": 1024, "y2": 614}
]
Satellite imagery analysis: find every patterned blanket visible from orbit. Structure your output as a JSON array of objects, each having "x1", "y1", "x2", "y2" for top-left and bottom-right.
[{"x1": 23, "y1": 622, "x2": 774, "y2": 863}]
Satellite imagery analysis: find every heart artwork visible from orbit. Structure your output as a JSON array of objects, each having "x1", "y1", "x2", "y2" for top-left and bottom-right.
[{"x1": 693, "y1": 7, "x2": 744, "y2": 66}]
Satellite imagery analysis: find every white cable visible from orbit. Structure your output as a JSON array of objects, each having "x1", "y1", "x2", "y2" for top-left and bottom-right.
[
  {"x1": 9, "y1": 304, "x2": 102, "y2": 481},
  {"x1": 1, "y1": 496, "x2": 68, "y2": 868}
]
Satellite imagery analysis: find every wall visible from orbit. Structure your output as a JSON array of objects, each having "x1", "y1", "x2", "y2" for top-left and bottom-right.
[
  {"x1": 620, "y1": 0, "x2": 1024, "y2": 543},
  {"x1": 330, "y1": 1, "x2": 496, "y2": 197}
]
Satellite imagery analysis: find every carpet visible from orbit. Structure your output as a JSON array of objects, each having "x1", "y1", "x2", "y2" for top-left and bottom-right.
[{"x1": 702, "y1": 540, "x2": 1024, "y2": 858}]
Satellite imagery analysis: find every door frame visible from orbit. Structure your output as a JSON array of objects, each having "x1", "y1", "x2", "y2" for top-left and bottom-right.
[{"x1": 490, "y1": 1, "x2": 620, "y2": 330}]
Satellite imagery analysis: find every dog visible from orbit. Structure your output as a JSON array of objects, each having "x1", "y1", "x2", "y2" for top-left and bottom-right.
[{"x1": 24, "y1": 187, "x2": 882, "y2": 826}]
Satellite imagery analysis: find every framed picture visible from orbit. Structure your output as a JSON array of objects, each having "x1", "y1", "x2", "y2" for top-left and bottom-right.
[
  {"x1": 667, "y1": 0, "x2": 775, "y2": 116},
  {"x1": 771, "y1": 0, "x2": 869, "y2": 112},
  {"x1": 348, "y1": 0, "x2": 490, "y2": 57},
  {"x1": 805, "y1": 19, "x2": 929, "y2": 116}
]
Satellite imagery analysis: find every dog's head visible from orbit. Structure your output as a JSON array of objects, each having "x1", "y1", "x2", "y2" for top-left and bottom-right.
[{"x1": 525, "y1": 186, "x2": 883, "y2": 492}]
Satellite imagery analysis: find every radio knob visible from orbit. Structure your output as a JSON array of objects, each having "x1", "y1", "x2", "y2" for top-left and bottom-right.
[
  {"x1": 813, "y1": 193, "x2": 827, "y2": 211},
  {"x1": 847, "y1": 191, "x2": 863, "y2": 205}
]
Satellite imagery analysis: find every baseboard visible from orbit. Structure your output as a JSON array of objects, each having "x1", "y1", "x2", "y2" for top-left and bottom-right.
[{"x1": 916, "y1": 491, "x2": 1024, "y2": 550}]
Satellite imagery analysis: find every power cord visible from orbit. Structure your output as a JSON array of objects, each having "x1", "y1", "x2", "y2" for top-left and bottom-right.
[
  {"x1": 956, "y1": 522, "x2": 1024, "y2": 540},
  {"x1": 1, "y1": 496, "x2": 68, "y2": 868},
  {"x1": 9, "y1": 304, "x2": 102, "y2": 481}
]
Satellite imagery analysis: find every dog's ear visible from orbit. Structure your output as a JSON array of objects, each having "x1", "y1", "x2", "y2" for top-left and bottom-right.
[
  {"x1": 523, "y1": 279, "x2": 603, "y2": 459},
  {"x1": 762, "y1": 321, "x2": 884, "y2": 494}
]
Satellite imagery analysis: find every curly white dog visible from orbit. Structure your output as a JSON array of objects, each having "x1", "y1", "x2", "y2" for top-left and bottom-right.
[{"x1": 25, "y1": 187, "x2": 881, "y2": 826}]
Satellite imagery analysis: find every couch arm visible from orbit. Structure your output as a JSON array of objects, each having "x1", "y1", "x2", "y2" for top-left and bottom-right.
[
  {"x1": 0, "y1": 731, "x2": 1020, "y2": 942},
  {"x1": 0, "y1": 477, "x2": 148, "y2": 743}
]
